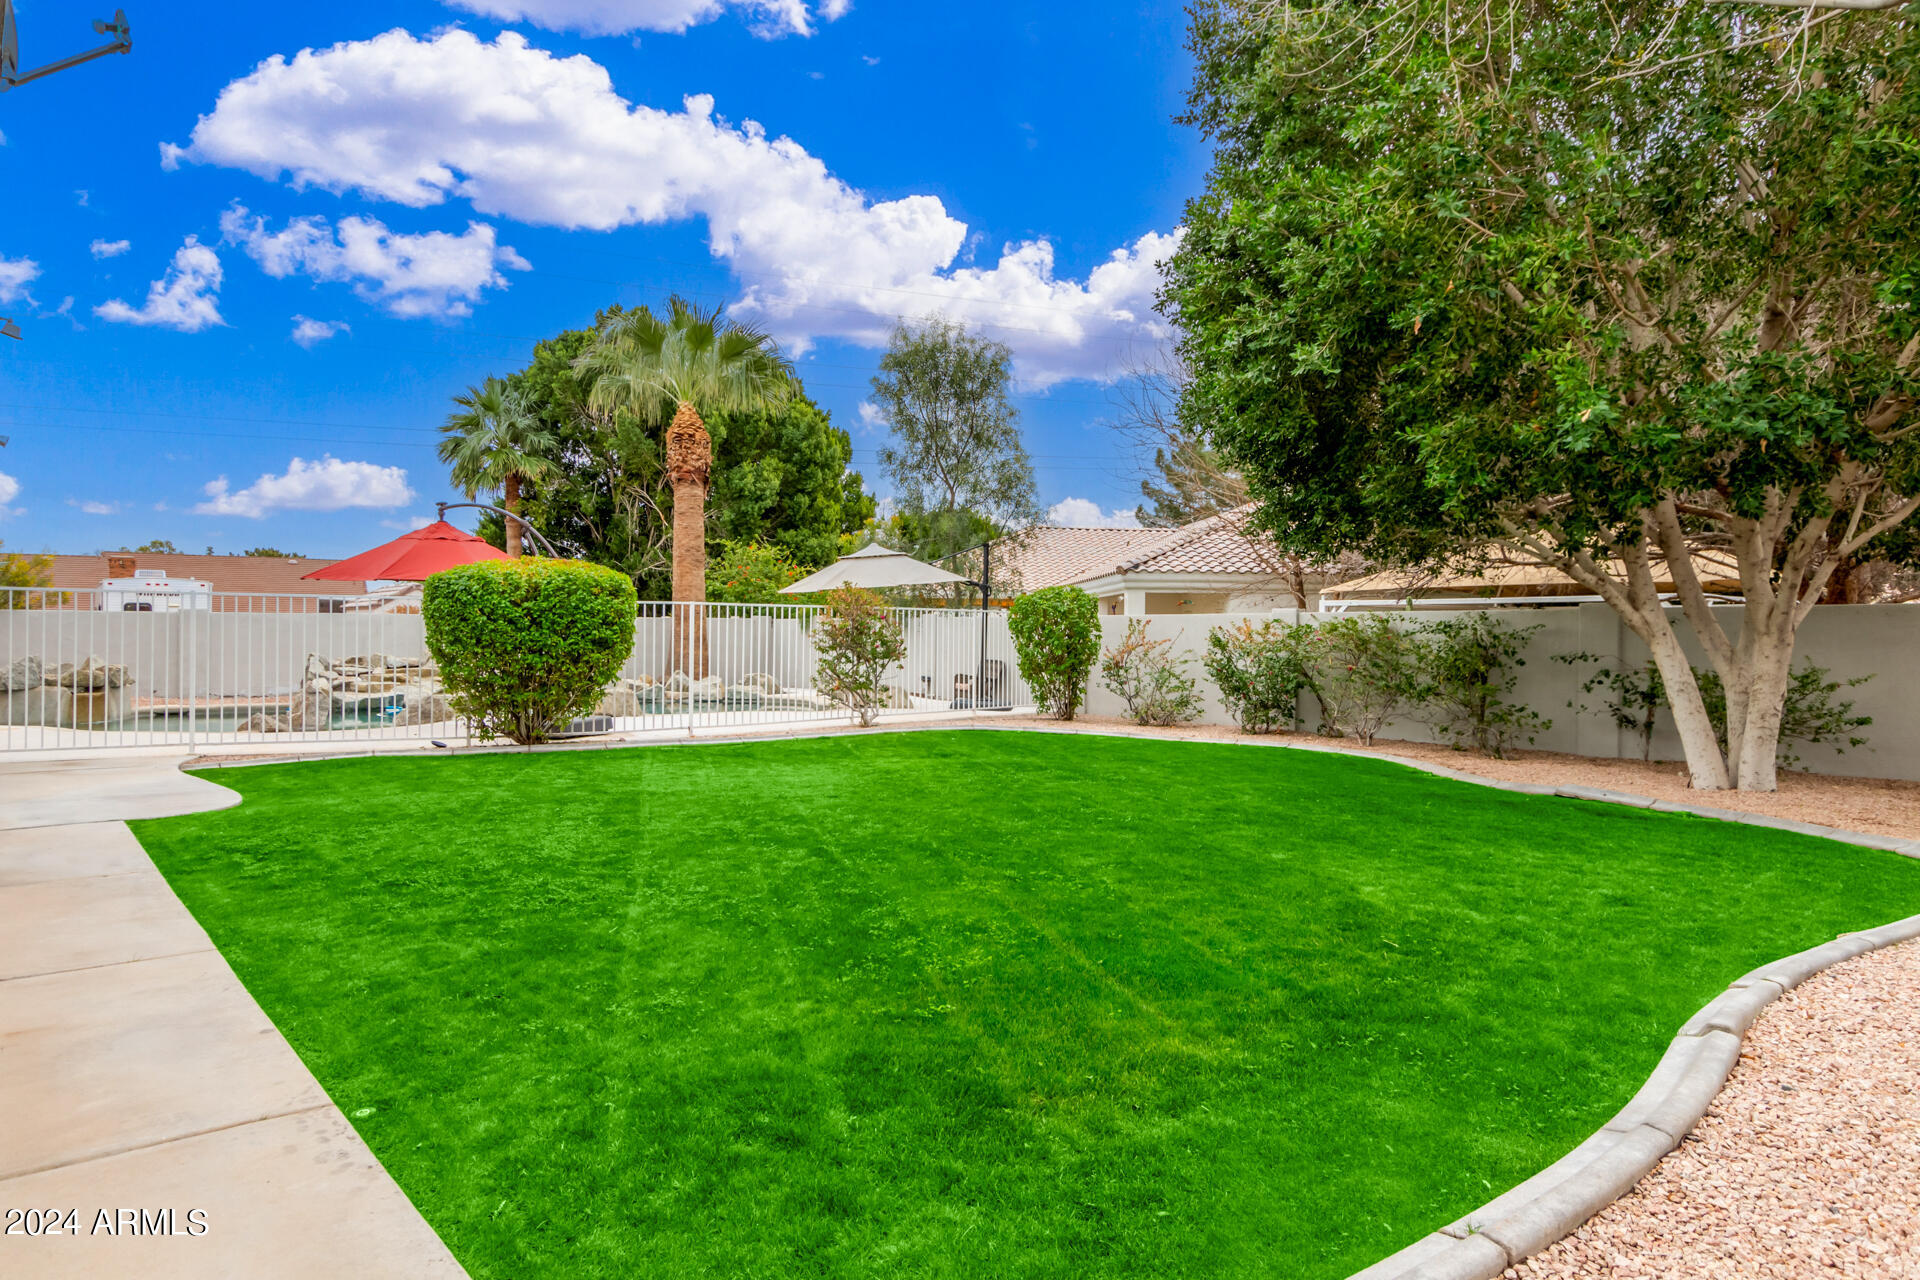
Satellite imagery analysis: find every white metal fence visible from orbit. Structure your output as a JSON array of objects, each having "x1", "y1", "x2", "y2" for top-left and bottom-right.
[{"x1": 1, "y1": 590, "x2": 1031, "y2": 752}]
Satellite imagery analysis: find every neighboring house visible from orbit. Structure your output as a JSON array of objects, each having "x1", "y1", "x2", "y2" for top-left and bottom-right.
[
  {"x1": 994, "y1": 506, "x2": 1360, "y2": 614},
  {"x1": 1321, "y1": 548, "x2": 1744, "y2": 610},
  {"x1": 42, "y1": 552, "x2": 367, "y2": 613}
]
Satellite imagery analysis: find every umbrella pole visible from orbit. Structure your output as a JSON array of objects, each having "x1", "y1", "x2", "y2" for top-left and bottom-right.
[{"x1": 436, "y1": 501, "x2": 560, "y2": 559}]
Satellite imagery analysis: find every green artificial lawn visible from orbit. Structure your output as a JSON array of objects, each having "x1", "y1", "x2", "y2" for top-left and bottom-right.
[{"x1": 132, "y1": 731, "x2": 1920, "y2": 1279}]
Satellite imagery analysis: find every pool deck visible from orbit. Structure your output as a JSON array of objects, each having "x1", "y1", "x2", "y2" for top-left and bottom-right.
[{"x1": 0, "y1": 754, "x2": 467, "y2": 1278}]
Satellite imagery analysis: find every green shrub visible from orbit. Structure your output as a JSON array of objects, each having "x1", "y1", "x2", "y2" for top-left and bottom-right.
[
  {"x1": 423, "y1": 558, "x2": 637, "y2": 744},
  {"x1": 1007, "y1": 586, "x2": 1100, "y2": 720},
  {"x1": 1412, "y1": 615, "x2": 1548, "y2": 757},
  {"x1": 814, "y1": 586, "x2": 907, "y2": 727},
  {"x1": 706, "y1": 540, "x2": 810, "y2": 604},
  {"x1": 1555, "y1": 652, "x2": 1666, "y2": 760},
  {"x1": 1100, "y1": 619, "x2": 1203, "y2": 727},
  {"x1": 1556, "y1": 653, "x2": 1871, "y2": 769},
  {"x1": 1299, "y1": 615, "x2": 1419, "y2": 745},
  {"x1": 1204, "y1": 619, "x2": 1307, "y2": 733},
  {"x1": 1696, "y1": 662, "x2": 1872, "y2": 769}
]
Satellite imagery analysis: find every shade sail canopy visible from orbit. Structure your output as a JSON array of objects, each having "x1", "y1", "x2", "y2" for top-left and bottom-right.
[
  {"x1": 301, "y1": 521, "x2": 512, "y2": 582},
  {"x1": 779, "y1": 542, "x2": 973, "y2": 594}
]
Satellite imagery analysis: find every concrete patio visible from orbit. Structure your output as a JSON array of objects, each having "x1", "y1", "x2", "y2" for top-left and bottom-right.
[{"x1": 0, "y1": 754, "x2": 465, "y2": 1278}]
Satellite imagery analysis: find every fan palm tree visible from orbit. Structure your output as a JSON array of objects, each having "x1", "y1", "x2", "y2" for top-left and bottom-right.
[
  {"x1": 574, "y1": 298, "x2": 795, "y2": 604},
  {"x1": 438, "y1": 377, "x2": 558, "y2": 557}
]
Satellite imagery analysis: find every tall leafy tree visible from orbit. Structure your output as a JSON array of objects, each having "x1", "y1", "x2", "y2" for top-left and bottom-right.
[
  {"x1": 1, "y1": 540, "x2": 59, "y2": 608},
  {"x1": 439, "y1": 376, "x2": 558, "y2": 558},
  {"x1": 1168, "y1": 0, "x2": 1919, "y2": 790},
  {"x1": 871, "y1": 317, "x2": 1040, "y2": 564},
  {"x1": 575, "y1": 298, "x2": 796, "y2": 605}
]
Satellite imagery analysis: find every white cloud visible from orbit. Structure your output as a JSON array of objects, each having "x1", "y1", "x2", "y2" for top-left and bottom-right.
[
  {"x1": 0, "y1": 255, "x2": 40, "y2": 305},
  {"x1": 381, "y1": 514, "x2": 436, "y2": 531},
  {"x1": 1046, "y1": 498, "x2": 1140, "y2": 528},
  {"x1": 437, "y1": 0, "x2": 841, "y2": 38},
  {"x1": 90, "y1": 238, "x2": 132, "y2": 259},
  {"x1": 195, "y1": 456, "x2": 414, "y2": 518},
  {"x1": 165, "y1": 29, "x2": 1177, "y2": 385},
  {"x1": 0, "y1": 472, "x2": 19, "y2": 507},
  {"x1": 222, "y1": 205, "x2": 528, "y2": 319},
  {"x1": 290, "y1": 315, "x2": 350, "y2": 347},
  {"x1": 94, "y1": 237, "x2": 224, "y2": 332},
  {"x1": 856, "y1": 400, "x2": 885, "y2": 429},
  {"x1": 66, "y1": 498, "x2": 121, "y2": 515}
]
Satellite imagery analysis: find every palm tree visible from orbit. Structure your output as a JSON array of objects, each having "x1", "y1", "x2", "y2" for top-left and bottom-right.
[
  {"x1": 575, "y1": 298, "x2": 795, "y2": 604},
  {"x1": 438, "y1": 377, "x2": 558, "y2": 557}
]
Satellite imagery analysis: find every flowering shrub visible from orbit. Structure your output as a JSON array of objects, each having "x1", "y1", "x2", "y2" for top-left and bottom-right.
[
  {"x1": 1100, "y1": 619, "x2": 1203, "y2": 726},
  {"x1": 1204, "y1": 619, "x2": 1309, "y2": 733},
  {"x1": 1297, "y1": 615, "x2": 1419, "y2": 745},
  {"x1": 814, "y1": 586, "x2": 907, "y2": 727}
]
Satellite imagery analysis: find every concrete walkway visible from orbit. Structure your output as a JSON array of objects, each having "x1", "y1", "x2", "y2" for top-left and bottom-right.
[{"x1": 0, "y1": 755, "x2": 465, "y2": 1278}]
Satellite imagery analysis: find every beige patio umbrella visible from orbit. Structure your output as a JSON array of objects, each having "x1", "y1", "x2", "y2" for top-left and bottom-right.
[
  {"x1": 784, "y1": 542, "x2": 1015, "y2": 710},
  {"x1": 779, "y1": 543, "x2": 973, "y2": 594}
]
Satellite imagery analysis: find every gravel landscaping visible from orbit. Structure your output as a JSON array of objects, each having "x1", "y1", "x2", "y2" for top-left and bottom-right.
[{"x1": 1508, "y1": 938, "x2": 1920, "y2": 1279}]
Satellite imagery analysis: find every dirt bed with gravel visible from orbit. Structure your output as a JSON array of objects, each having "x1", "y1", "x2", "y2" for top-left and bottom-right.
[
  {"x1": 1039, "y1": 718, "x2": 1920, "y2": 841},
  {"x1": 1505, "y1": 938, "x2": 1920, "y2": 1279}
]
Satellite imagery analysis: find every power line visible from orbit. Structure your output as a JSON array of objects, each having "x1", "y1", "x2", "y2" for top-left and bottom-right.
[
  {"x1": 0, "y1": 376, "x2": 1128, "y2": 433},
  {"x1": 2, "y1": 417, "x2": 1141, "y2": 473}
]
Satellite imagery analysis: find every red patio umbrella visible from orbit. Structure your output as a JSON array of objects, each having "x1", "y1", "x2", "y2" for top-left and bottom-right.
[{"x1": 302, "y1": 521, "x2": 512, "y2": 582}]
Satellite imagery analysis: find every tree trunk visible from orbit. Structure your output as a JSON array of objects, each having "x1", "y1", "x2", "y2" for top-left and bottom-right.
[
  {"x1": 670, "y1": 476, "x2": 706, "y2": 604},
  {"x1": 503, "y1": 472, "x2": 523, "y2": 558},
  {"x1": 665, "y1": 401, "x2": 712, "y2": 679},
  {"x1": 1553, "y1": 526, "x2": 1733, "y2": 790},
  {"x1": 1641, "y1": 623, "x2": 1731, "y2": 790},
  {"x1": 1732, "y1": 624, "x2": 1796, "y2": 792}
]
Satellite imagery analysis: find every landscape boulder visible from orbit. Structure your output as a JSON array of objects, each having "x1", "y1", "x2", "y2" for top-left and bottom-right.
[
  {"x1": 394, "y1": 693, "x2": 455, "y2": 727},
  {"x1": 53, "y1": 657, "x2": 129, "y2": 689}
]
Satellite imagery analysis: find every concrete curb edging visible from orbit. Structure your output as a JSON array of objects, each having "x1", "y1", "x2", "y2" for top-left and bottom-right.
[
  {"x1": 162, "y1": 719, "x2": 1920, "y2": 1278},
  {"x1": 1345, "y1": 911, "x2": 1920, "y2": 1280}
]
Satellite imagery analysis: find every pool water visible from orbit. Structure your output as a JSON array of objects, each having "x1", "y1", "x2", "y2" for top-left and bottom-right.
[{"x1": 116, "y1": 703, "x2": 407, "y2": 733}]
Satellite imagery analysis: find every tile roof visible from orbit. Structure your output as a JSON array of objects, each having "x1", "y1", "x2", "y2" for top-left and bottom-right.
[
  {"x1": 1111, "y1": 507, "x2": 1290, "y2": 576},
  {"x1": 46, "y1": 552, "x2": 367, "y2": 598},
  {"x1": 996, "y1": 506, "x2": 1286, "y2": 590},
  {"x1": 995, "y1": 525, "x2": 1171, "y2": 590}
]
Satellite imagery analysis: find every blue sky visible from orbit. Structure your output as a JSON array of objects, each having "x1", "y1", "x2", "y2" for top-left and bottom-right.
[{"x1": 0, "y1": 0, "x2": 1203, "y2": 557}]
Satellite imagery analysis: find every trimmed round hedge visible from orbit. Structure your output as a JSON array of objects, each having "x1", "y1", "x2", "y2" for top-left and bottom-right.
[
  {"x1": 423, "y1": 558, "x2": 637, "y2": 744},
  {"x1": 1007, "y1": 585, "x2": 1100, "y2": 721}
]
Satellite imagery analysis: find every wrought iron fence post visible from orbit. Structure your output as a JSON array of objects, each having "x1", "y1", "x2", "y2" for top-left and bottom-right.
[{"x1": 184, "y1": 602, "x2": 198, "y2": 751}]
